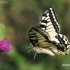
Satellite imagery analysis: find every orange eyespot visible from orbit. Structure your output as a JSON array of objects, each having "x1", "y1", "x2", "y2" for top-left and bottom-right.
[{"x1": 59, "y1": 51, "x2": 63, "y2": 55}]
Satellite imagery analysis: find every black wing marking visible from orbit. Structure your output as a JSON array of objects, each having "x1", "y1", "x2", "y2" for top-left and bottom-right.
[
  {"x1": 55, "y1": 34, "x2": 67, "y2": 47},
  {"x1": 55, "y1": 34, "x2": 70, "y2": 48}
]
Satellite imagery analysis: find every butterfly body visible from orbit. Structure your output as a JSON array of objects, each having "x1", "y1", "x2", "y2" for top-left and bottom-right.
[{"x1": 28, "y1": 6, "x2": 70, "y2": 56}]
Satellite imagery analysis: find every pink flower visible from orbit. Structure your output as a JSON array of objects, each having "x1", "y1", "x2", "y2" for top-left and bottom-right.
[{"x1": 0, "y1": 40, "x2": 12, "y2": 52}]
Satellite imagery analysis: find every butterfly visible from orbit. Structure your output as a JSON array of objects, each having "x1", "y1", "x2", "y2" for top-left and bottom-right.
[{"x1": 28, "y1": 6, "x2": 70, "y2": 56}]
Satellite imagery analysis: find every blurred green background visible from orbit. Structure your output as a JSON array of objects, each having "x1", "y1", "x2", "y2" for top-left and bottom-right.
[{"x1": 0, "y1": 0, "x2": 70, "y2": 70}]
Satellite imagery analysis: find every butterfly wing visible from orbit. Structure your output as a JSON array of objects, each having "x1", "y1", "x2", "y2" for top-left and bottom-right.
[
  {"x1": 28, "y1": 26, "x2": 50, "y2": 47},
  {"x1": 39, "y1": 6, "x2": 60, "y2": 38}
]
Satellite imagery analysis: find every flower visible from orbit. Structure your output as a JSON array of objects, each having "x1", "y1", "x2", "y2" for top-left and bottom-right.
[{"x1": 0, "y1": 39, "x2": 12, "y2": 52}]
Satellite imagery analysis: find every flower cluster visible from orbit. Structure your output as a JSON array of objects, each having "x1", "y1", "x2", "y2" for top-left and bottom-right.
[{"x1": 0, "y1": 40, "x2": 12, "y2": 52}]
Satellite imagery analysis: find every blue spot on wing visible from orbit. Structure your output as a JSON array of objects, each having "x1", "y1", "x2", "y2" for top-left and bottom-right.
[{"x1": 55, "y1": 35, "x2": 67, "y2": 47}]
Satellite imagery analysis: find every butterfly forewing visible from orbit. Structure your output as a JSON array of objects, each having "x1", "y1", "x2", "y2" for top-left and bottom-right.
[
  {"x1": 28, "y1": 26, "x2": 50, "y2": 47},
  {"x1": 39, "y1": 7, "x2": 60, "y2": 38}
]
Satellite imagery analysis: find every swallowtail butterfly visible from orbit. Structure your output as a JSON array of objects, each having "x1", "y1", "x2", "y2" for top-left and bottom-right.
[{"x1": 28, "y1": 6, "x2": 70, "y2": 56}]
